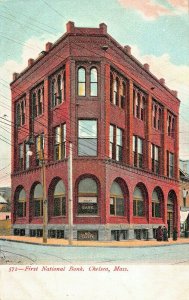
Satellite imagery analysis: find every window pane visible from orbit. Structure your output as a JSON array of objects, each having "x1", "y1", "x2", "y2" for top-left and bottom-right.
[
  {"x1": 55, "y1": 126, "x2": 61, "y2": 143},
  {"x1": 90, "y1": 68, "x2": 97, "y2": 82},
  {"x1": 34, "y1": 200, "x2": 41, "y2": 217},
  {"x1": 155, "y1": 146, "x2": 159, "y2": 160},
  {"x1": 110, "y1": 182, "x2": 123, "y2": 196},
  {"x1": 138, "y1": 138, "x2": 143, "y2": 154},
  {"x1": 90, "y1": 83, "x2": 97, "y2": 96},
  {"x1": 110, "y1": 197, "x2": 115, "y2": 215},
  {"x1": 79, "y1": 178, "x2": 97, "y2": 194},
  {"x1": 78, "y1": 83, "x2": 85, "y2": 96},
  {"x1": 133, "y1": 136, "x2": 136, "y2": 152},
  {"x1": 79, "y1": 120, "x2": 97, "y2": 138},
  {"x1": 116, "y1": 198, "x2": 124, "y2": 216},
  {"x1": 138, "y1": 200, "x2": 144, "y2": 216},
  {"x1": 116, "y1": 128, "x2": 122, "y2": 146},
  {"x1": 78, "y1": 68, "x2": 85, "y2": 82},
  {"x1": 110, "y1": 125, "x2": 114, "y2": 143},
  {"x1": 54, "y1": 198, "x2": 61, "y2": 216},
  {"x1": 78, "y1": 138, "x2": 97, "y2": 156}
]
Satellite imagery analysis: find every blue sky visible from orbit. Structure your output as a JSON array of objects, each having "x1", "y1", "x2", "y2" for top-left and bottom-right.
[{"x1": 0, "y1": 0, "x2": 189, "y2": 186}]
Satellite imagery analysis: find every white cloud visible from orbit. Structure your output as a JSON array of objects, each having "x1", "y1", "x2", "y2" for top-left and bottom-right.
[
  {"x1": 117, "y1": 0, "x2": 188, "y2": 20},
  {"x1": 131, "y1": 45, "x2": 189, "y2": 159},
  {"x1": 0, "y1": 33, "x2": 59, "y2": 187}
]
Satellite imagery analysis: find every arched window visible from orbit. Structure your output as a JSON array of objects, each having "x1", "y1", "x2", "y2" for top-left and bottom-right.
[
  {"x1": 141, "y1": 96, "x2": 145, "y2": 121},
  {"x1": 78, "y1": 177, "x2": 98, "y2": 215},
  {"x1": 136, "y1": 93, "x2": 140, "y2": 118},
  {"x1": 32, "y1": 93, "x2": 37, "y2": 118},
  {"x1": 78, "y1": 67, "x2": 86, "y2": 96},
  {"x1": 53, "y1": 180, "x2": 66, "y2": 216},
  {"x1": 152, "y1": 189, "x2": 161, "y2": 218},
  {"x1": 113, "y1": 78, "x2": 118, "y2": 105},
  {"x1": 110, "y1": 181, "x2": 124, "y2": 216},
  {"x1": 110, "y1": 72, "x2": 114, "y2": 103},
  {"x1": 33, "y1": 183, "x2": 43, "y2": 217},
  {"x1": 16, "y1": 103, "x2": 21, "y2": 127},
  {"x1": 16, "y1": 188, "x2": 26, "y2": 217},
  {"x1": 133, "y1": 186, "x2": 144, "y2": 216},
  {"x1": 38, "y1": 89, "x2": 42, "y2": 115},
  {"x1": 21, "y1": 100, "x2": 25, "y2": 125},
  {"x1": 120, "y1": 81, "x2": 126, "y2": 108},
  {"x1": 90, "y1": 67, "x2": 98, "y2": 96},
  {"x1": 51, "y1": 80, "x2": 56, "y2": 107},
  {"x1": 57, "y1": 75, "x2": 62, "y2": 104}
]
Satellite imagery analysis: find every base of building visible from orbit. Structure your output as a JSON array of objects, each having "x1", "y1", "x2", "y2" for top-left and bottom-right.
[{"x1": 12, "y1": 223, "x2": 164, "y2": 241}]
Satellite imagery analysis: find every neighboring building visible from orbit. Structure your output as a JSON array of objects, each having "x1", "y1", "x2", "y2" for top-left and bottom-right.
[
  {"x1": 11, "y1": 22, "x2": 180, "y2": 240},
  {"x1": 0, "y1": 187, "x2": 11, "y2": 212},
  {"x1": 0, "y1": 195, "x2": 8, "y2": 211},
  {"x1": 180, "y1": 159, "x2": 189, "y2": 175},
  {"x1": 179, "y1": 164, "x2": 189, "y2": 235}
]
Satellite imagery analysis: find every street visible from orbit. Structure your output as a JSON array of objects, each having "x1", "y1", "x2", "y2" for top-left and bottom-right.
[{"x1": 1, "y1": 240, "x2": 189, "y2": 265}]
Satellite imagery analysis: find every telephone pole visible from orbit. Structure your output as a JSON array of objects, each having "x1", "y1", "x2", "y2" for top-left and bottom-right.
[
  {"x1": 41, "y1": 150, "x2": 48, "y2": 243},
  {"x1": 68, "y1": 142, "x2": 73, "y2": 245}
]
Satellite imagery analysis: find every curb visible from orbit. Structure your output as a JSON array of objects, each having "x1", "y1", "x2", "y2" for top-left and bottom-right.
[{"x1": 1, "y1": 237, "x2": 189, "y2": 249}]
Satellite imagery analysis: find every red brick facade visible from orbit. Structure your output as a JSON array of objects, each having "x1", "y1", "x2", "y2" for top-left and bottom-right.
[{"x1": 11, "y1": 22, "x2": 180, "y2": 241}]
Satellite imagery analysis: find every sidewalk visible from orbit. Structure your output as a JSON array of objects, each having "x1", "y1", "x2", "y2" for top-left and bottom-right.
[{"x1": 1, "y1": 235, "x2": 189, "y2": 248}]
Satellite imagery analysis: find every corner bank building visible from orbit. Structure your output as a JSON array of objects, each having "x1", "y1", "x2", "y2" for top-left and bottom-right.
[{"x1": 11, "y1": 22, "x2": 180, "y2": 241}]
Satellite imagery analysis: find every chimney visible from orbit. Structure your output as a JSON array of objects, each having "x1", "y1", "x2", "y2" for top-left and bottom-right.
[
  {"x1": 159, "y1": 78, "x2": 165, "y2": 85},
  {"x1": 172, "y1": 90, "x2": 178, "y2": 97},
  {"x1": 66, "y1": 21, "x2": 75, "y2": 33},
  {"x1": 28, "y1": 58, "x2": 34, "y2": 67},
  {"x1": 46, "y1": 42, "x2": 53, "y2": 52},
  {"x1": 13, "y1": 72, "x2": 19, "y2": 81},
  {"x1": 144, "y1": 63, "x2": 150, "y2": 72},
  {"x1": 124, "y1": 45, "x2": 131, "y2": 55},
  {"x1": 99, "y1": 23, "x2": 107, "y2": 34}
]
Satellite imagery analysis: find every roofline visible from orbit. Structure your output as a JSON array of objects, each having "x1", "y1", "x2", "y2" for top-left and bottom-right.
[{"x1": 10, "y1": 22, "x2": 180, "y2": 102}]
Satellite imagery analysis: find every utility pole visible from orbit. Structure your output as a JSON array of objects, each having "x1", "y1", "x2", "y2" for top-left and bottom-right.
[
  {"x1": 68, "y1": 142, "x2": 73, "y2": 245},
  {"x1": 41, "y1": 149, "x2": 48, "y2": 243}
]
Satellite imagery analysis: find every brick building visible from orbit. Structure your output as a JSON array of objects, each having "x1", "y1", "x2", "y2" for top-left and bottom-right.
[{"x1": 11, "y1": 22, "x2": 180, "y2": 240}]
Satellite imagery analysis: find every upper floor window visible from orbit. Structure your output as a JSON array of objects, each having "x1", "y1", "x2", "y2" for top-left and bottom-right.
[
  {"x1": 37, "y1": 89, "x2": 43, "y2": 116},
  {"x1": 54, "y1": 124, "x2": 66, "y2": 161},
  {"x1": 152, "y1": 101, "x2": 162, "y2": 130},
  {"x1": 151, "y1": 144, "x2": 160, "y2": 174},
  {"x1": 35, "y1": 134, "x2": 44, "y2": 166},
  {"x1": 31, "y1": 84, "x2": 44, "y2": 118},
  {"x1": 110, "y1": 70, "x2": 126, "y2": 108},
  {"x1": 18, "y1": 143, "x2": 24, "y2": 170},
  {"x1": 167, "y1": 112, "x2": 175, "y2": 138},
  {"x1": 120, "y1": 81, "x2": 126, "y2": 108},
  {"x1": 78, "y1": 67, "x2": 86, "y2": 96},
  {"x1": 16, "y1": 97, "x2": 26, "y2": 127},
  {"x1": 167, "y1": 151, "x2": 174, "y2": 178},
  {"x1": 109, "y1": 125, "x2": 123, "y2": 162},
  {"x1": 78, "y1": 120, "x2": 97, "y2": 156},
  {"x1": 90, "y1": 67, "x2": 98, "y2": 96},
  {"x1": 133, "y1": 88, "x2": 146, "y2": 121},
  {"x1": 133, "y1": 136, "x2": 143, "y2": 168},
  {"x1": 50, "y1": 68, "x2": 66, "y2": 108},
  {"x1": 113, "y1": 78, "x2": 119, "y2": 105}
]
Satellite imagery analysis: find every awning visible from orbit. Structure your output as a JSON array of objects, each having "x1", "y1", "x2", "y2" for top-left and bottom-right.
[{"x1": 180, "y1": 211, "x2": 189, "y2": 223}]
